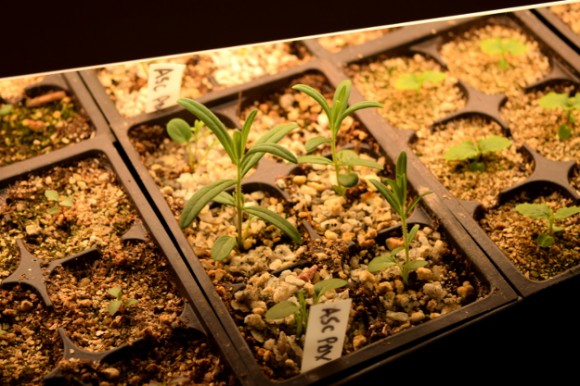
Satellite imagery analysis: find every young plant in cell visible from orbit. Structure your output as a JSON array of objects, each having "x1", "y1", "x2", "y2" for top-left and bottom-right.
[
  {"x1": 444, "y1": 134, "x2": 512, "y2": 172},
  {"x1": 367, "y1": 152, "x2": 432, "y2": 285},
  {"x1": 107, "y1": 287, "x2": 138, "y2": 316},
  {"x1": 264, "y1": 278, "x2": 348, "y2": 338},
  {"x1": 515, "y1": 202, "x2": 580, "y2": 248},
  {"x1": 44, "y1": 189, "x2": 73, "y2": 216},
  {"x1": 537, "y1": 91, "x2": 579, "y2": 140},
  {"x1": 291, "y1": 79, "x2": 383, "y2": 196},
  {"x1": 176, "y1": 98, "x2": 303, "y2": 261},
  {"x1": 394, "y1": 70, "x2": 446, "y2": 94},
  {"x1": 166, "y1": 118, "x2": 216, "y2": 171},
  {"x1": 480, "y1": 37, "x2": 528, "y2": 70}
]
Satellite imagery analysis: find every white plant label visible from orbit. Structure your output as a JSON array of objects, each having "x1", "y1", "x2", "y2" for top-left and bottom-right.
[
  {"x1": 301, "y1": 298, "x2": 352, "y2": 373},
  {"x1": 145, "y1": 63, "x2": 185, "y2": 113}
]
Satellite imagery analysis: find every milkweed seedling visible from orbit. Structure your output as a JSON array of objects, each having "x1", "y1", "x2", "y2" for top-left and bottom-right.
[
  {"x1": 515, "y1": 202, "x2": 580, "y2": 248},
  {"x1": 166, "y1": 118, "x2": 216, "y2": 171},
  {"x1": 480, "y1": 37, "x2": 528, "y2": 70},
  {"x1": 292, "y1": 79, "x2": 383, "y2": 196},
  {"x1": 264, "y1": 278, "x2": 348, "y2": 338},
  {"x1": 394, "y1": 70, "x2": 446, "y2": 93},
  {"x1": 538, "y1": 91, "x2": 579, "y2": 140},
  {"x1": 444, "y1": 134, "x2": 512, "y2": 172},
  {"x1": 107, "y1": 287, "x2": 138, "y2": 316},
  {"x1": 367, "y1": 152, "x2": 432, "y2": 285},
  {"x1": 177, "y1": 98, "x2": 303, "y2": 261}
]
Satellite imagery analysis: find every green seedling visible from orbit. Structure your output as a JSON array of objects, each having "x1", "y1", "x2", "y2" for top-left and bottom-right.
[
  {"x1": 515, "y1": 203, "x2": 580, "y2": 248},
  {"x1": 394, "y1": 70, "x2": 446, "y2": 93},
  {"x1": 480, "y1": 37, "x2": 528, "y2": 70},
  {"x1": 44, "y1": 189, "x2": 73, "y2": 215},
  {"x1": 264, "y1": 278, "x2": 348, "y2": 338},
  {"x1": 107, "y1": 287, "x2": 138, "y2": 316},
  {"x1": 291, "y1": 79, "x2": 383, "y2": 196},
  {"x1": 367, "y1": 152, "x2": 431, "y2": 285},
  {"x1": 166, "y1": 118, "x2": 216, "y2": 171},
  {"x1": 0, "y1": 104, "x2": 13, "y2": 117},
  {"x1": 444, "y1": 134, "x2": 512, "y2": 172},
  {"x1": 177, "y1": 98, "x2": 303, "y2": 261},
  {"x1": 538, "y1": 91, "x2": 579, "y2": 140}
]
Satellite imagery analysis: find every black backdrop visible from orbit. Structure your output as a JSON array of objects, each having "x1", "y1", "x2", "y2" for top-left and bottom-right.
[{"x1": 0, "y1": 0, "x2": 556, "y2": 78}]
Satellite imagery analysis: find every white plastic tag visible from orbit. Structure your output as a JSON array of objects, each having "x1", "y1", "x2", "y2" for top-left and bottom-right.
[
  {"x1": 301, "y1": 298, "x2": 352, "y2": 373},
  {"x1": 145, "y1": 63, "x2": 185, "y2": 113}
]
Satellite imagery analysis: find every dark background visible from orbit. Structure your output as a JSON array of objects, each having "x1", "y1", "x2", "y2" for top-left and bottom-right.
[{"x1": 1, "y1": 0, "x2": 554, "y2": 78}]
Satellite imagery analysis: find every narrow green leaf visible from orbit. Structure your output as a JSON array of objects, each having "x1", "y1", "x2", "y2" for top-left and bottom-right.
[
  {"x1": 305, "y1": 136, "x2": 331, "y2": 153},
  {"x1": 404, "y1": 259, "x2": 429, "y2": 272},
  {"x1": 296, "y1": 155, "x2": 333, "y2": 165},
  {"x1": 329, "y1": 80, "x2": 350, "y2": 132},
  {"x1": 240, "y1": 109, "x2": 257, "y2": 155},
  {"x1": 265, "y1": 300, "x2": 299, "y2": 320},
  {"x1": 179, "y1": 179, "x2": 236, "y2": 228},
  {"x1": 406, "y1": 224, "x2": 420, "y2": 245},
  {"x1": 407, "y1": 192, "x2": 432, "y2": 215},
  {"x1": 212, "y1": 191, "x2": 235, "y2": 206},
  {"x1": 45, "y1": 190, "x2": 59, "y2": 201},
  {"x1": 340, "y1": 100, "x2": 383, "y2": 123},
  {"x1": 313, "y1": 278, "x2": 348, "y2": 298},
  {"x1": 554, "y1": 206, "x2": 580, "y2": 220},
  {"x1": 371, "y1": 179, "x2": 402, "y2": 214},
  {"x1": 211, "y1": 235, "x2": 237, "y2": 261},
  {"x1": 338, "y1": 154, "x2": 383, "y2": 169},
  {"x1": 167, "y1": 118, "x2": 192, "y2": 144},
  {"x1": 368, "y1": 255, "x2": 397, "y2": 273},
  {"x1": 536, "y1": 233, "x2": 554, "y2": 248},
  {"x1": 177, "y1": 98, "x2": 235, "y2": 161},
  {"x1": 292, "y1": 84, "x2": 331, "y2": 118},
  {"x1": 243, "y1": 206, "x2": 302, "y2": 244},
  {"x1": 241, "y1": 143, "x2": 298, "y2": 177}
]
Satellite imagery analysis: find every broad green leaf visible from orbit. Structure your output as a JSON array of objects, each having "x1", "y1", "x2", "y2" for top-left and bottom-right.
[
  {"x1": 553, "y1": 225, "x2": 564, "y2": 233},
  {"x1": 444, "y1": 140, "x2": 479, "y2": 161},
  {"x1": 313, "y1": 278, "x2": 348, "y2": 298},
  {"x1": 554, "y1": 206, "x2": 580, "y2": 220},
  {"x1": 265, "y1": 300, "x2": 299, "y2": 320},
  {"x1": 422, "y1": 70, "x2": 446, "y2": 83},
  {"x1": 502, "y1": 38, "x2": 528, "y2": 55},
  {"x1": 558, "y1": 124, "x2": 572, "y2": 140},
  {"x1": 368, "y1": 254, "x2": 397, "y2": 273},
  {"x1": 403, "y1": 260, "x2": 429, "y2": 275},
  {"x1": 108, "y1": 287, "x2": 122, "y2": 299},
  {"x1": 243, "y1": 206, "x2": 302, "y2": 244},
  {"x1": 47, "y1": 207, "x2": 60, "y2": 215},
  {"x1": 292, "y1": 84, "x2": 331, "y2": 118},
  {"x1": 167, "y1": 118, "x2": 192, "y2": 144},
  {"x1": 211, "y1": 235, "x2": 237, "y2": 261},
  {"x1": 536, "y1": 233, "x2": 554, "y2": 248},
  {"x1": 45, "y1": 190, "x2": 59, "y2": 201},
  {"x1": 394, "y1": 74, "x2": 422, "y2": 90},
  {"x1": 179, "y1": 179, "x2": 236, "y2": 228},
  {"x1": 296, "y1": 155, "x2": 333, "y2": 165},
  {"x1": 338, "y1": 173, "x2": 359, "y2": 187},
  {"x1": 538, "y1": 92, "x2": 570, "y2": 109},
  {"x1": 515, "y1": 203, "x2": 551, "y2": 220},
  {"x1": 478, "y1": 135, "x2": 512, "y2": 154},
  {"x1": 108, "y1": 300, "x2": 123, "y2": 316},
  {"x1": 305, "y1": 136, "x2": 331, "y2": 153},
  {"x1": 178, "y1": 98, "x2": 235, "y2": 161},
  {"x1": 60, "y1": 196, "x2": 73, "y2": 207}
]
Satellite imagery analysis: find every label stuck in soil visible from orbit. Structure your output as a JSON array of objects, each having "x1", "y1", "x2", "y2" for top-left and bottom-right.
[
  {"x1": 301, "y1": 298, "x2": 352, "y2": 373},
  {"x1": 145, "y1": 63, "x2": 185, "y2": 113}
]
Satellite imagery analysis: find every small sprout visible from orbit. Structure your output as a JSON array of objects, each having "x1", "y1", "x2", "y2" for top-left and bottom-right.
[
  {"x1": 0, "y1": 104, "x2": 13, "y2": 117},
  {"x1": 45, "y1": 189, "x2": 73, "y2": 215},
  {"x1": 515, "y1": 203, "x2": 580, "y2": 248},
  {"x1": 537, "y1": 91, "x2": 579, "y2": 140},
  {"x1": 292, "y1": 79, "x2": 383, "y2": 196},
  {"x1": 480, "y1": 37, "x2": 528, "y2": 70},
  {"x1": 368, "y1": 152, "x2": 431, "y2": 285},
  {"x1": 394, "y1": 70, "x2": 446, "y2": 92},
  {"x1": 107, "y1": 287, "x2": 138, "y2": 316},
  {"x1": 177, "y1": 98, "x2": 303, "y2": 261},
  {"x1": 264, "y1": 278, "x2": 348, "y2": 338},
  {"x1": 444, "y1": 135, "x2": 512, "y2": 172},
  {"x1": 166, "y1": 118, "x2": 216, "y2": 171}
]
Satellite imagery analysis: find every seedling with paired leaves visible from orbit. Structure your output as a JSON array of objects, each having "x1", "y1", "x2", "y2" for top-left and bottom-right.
[
  {"x1": 394, "y1": 70, "x2": 446, "y2": 93},
  {"x1": 44, "y1": 189, "x2": 73, "y2": 215},
  {"x1": 107, "y1": 287, "x2": 138, "y2": 316},
  {"x1": 515, "y1": 202, "x2": 580, "y2": 248},
  {"x1": 291, "y1": 79, "x2": 383, "y2": 196},
  {"x1": 166, "y1": 118, "x2": 216, "y2": 171},
  {"x1": 537, "y1": 91, "x2": 579, "y2": 140},
  {"x1": 480, "y1": 37, "x2": 528, "y2": 70},
  {"x1": 177, "y1": 98, "x2": 303, "y2": 261},
  {"x1": 367, "y1": 152, "x2": 431, "y2": 285},
  {"x1": 444, "y1": 134, "x2": 512, "y2": 172},
  {"x1": 264, "y1": 278, "x2": 348, "y2": 338}
]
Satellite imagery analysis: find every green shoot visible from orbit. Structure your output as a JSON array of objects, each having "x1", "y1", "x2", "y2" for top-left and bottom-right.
[
  {"x1": 177, "y1": 98, "x2": 303, "y2": 261},
  {"x1": 107, "y1": 287, "x2": 138, "y2": 316},
  {"x1": 264, "y1": 278, "x2": 348, "y2": 338},
  {"x1": 538, "y1": 91, "x2": 579, "y2": 140},
  {"x1": 515, "y1": 203, "x2": 580, "y2": 248},
  {"x1": 480, "y1": 37, "x2": 528, "y2": 70},
  {"x1": 167, "y1": 118, "x2": 216, "y2": 171},
  {"x1": 394, "y1": 70, "x2": 446, "y2": 93},
  {"x1": 291, "y1": 79, "x2": 383, "y2": 196},
  {"x1": 367, "y1": 152, "x2": 431, "y2": 285},
  {"x1": 444, "y1": 135, "x2": 512, "y2": 172},
  {"x1": 45, "y1": 189, "x2": 73, "y2": 215},
  {"x1": 0, "y1": 104, "x2": 13, "y2": 117}
]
